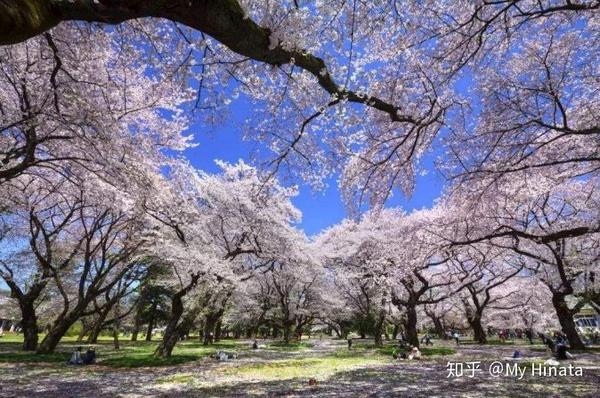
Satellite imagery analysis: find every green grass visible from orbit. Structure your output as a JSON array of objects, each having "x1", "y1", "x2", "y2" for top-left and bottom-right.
[
  {"x1": 0, "y1": 350, "x2": 70, "y2": 364},
  {"x1": 377, "y1": 345, "x2": 455, "y2": 357},
  {"x1": 100, "y1": 353, "x2": 199, "y2": 368},
  {"x1": 220, "y1": 354, "x2": 387, "y2": 381},
  {"x1": 156, "y1": 373, "x2": 196, "y2": 385},
  {"x1": 0, "y1": 334, "x2": 247, "y2": 368},
  {"x1": 265, "y1": 341, "x2": 313, "y2": 351},
  {"x1": 459, "y1": 339, "x2": 513, "y2": 345},
  {"x1": 569, "y1": 346, "x2": 600, "y2": 353}
]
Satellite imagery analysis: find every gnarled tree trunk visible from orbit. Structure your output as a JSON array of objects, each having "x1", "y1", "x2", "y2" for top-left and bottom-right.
[
  {"x1": 404, "y1": 304, "x2": 419, "y2": 348},
  {"x1": 468, "y1": 314, "x2": 487, "y2": 344},
  {"x1": 20, "y1": 300, "x2": 39, "y2": 351},
  {"x1": 154, "y1": 273, "x2": 201, "y2": 358},
  {"x1": 552, "y1": 293, "x2": 585, "y2": 350}
]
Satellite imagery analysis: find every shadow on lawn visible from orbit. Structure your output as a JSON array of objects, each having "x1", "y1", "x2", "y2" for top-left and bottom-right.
[
  {"x1": 0, "y1": 339, "x2": 247, "y2": 368},
  {"x1": 181, "y1": 361, "x2": 600, "y2": 398}
]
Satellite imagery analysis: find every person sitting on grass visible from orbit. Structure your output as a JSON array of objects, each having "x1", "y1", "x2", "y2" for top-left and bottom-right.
[
  {"x1": 554, "y1": 342, "x2": 576, "y2": 361},
  {"x1": 82, "y1": 348, "x2": 96, "y2": 365},
  {"x1": 408, "y1": 346, "x2": 422, "y2": 360},
  {"x1": 252, "y1": 340, "x2": 258, "y2": 349},
  {"x1": 67, "y1": 347, "x2": 84, "y2": 365}
]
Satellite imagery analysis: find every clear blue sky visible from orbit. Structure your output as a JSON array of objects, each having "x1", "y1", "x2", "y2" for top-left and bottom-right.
[
  {"x1": 185, "y1": 68, "x2": 480, "y2": 236},
  {"x1": 184, "y1": 100, "x2": 445, "y2": 236}
]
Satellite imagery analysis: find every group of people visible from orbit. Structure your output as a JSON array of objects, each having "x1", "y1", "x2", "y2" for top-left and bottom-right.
[
  {"x1": 539, "y1": 332, "x2": 576, "y2": 360},
  {"x1": 420, "y1": 334, "x2": 433, "y2": 346},
  {"x1": 393, "y1": 343, "x2": 422, "y2": 361},
  {"x1": 67, "y1": 347, "x2": 96, "y2": 365},
  {"x1": 486, "y1": 327, "x2": 536, "y2": 343}
]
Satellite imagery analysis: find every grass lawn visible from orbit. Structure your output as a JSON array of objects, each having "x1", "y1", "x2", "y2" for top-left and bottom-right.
[
  {"x1": 220, "y1": 354, "x2": 388, "y2": 381},
  {"x1": 459, "y1": 338, "x2": 522, "y2": 346},
  {"x1": 264, "y1": 340, "x2": 314, "y2": 351},
  {"x1": 0, "y1": 333, "x2": 249, "y2": 368},
  {"x1": 2, "y1": 334, "x2": 599, "y2": 397},
  {"x1": 377, "y1": 344, "x2": 456, "y2": 357}
]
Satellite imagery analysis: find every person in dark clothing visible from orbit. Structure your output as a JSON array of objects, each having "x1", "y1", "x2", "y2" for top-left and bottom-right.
[
  {"x1": 555, "y1": 343, "x2": 568, "y2": 360},
  {"x1": 67, "y1": 347, "x2": 83, "y2": 365},
  {"x1": 347, "y1": 338, "x2": 353, "y2": 349},
  {"x1": 82, "y1": 348, "x2": 96, "y2": 365},
  {"x1": 544, "y1": 335, "x2": 556, "y2": 353},
  {"x1": 252, "y1": 340, "x2": 258, "y2": 349}
]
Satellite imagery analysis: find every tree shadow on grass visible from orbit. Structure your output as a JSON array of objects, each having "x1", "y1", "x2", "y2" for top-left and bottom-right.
[{"x1": 179, "y1": 361, "x2": 600, "y2": 398}]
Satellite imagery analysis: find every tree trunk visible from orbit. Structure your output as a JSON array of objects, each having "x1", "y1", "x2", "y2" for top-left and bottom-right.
[
  {"x1": 155, "y1": 294, "x2": 186, "y2": 357},
  {"x1": 113, "y1": 299, "x2": 121, "y2": 349},
  {"x1": 332, "y1": 325, "x2": 341, "y2": 338},
  {"x1": 374, "y1": 328, "x2": 383, "y2": 347},
  {"x1": 154, "y1": 274, "x2": 202, "y2": 358},
  {"x1": 145, "y1": 300, "x2": 158, "y2": 342},
  {"x1": 131, "y1": 313, "x2": 143, "y2": 342},
  {"x1": 156, "y1": 309, "x2": 198, "y2": 357},
  {"x1": 392, "y1": 324, "x2": 399, "y2": 340},
  {"x1": 214, "y1": 320, "x2": 222, "y2": 342},
  {"x1": 404, "y1": 305, "x2": 419, "y2": 348},
  {"x1": 87, "y1": 310, "x2": 110, "y2": 344},
  {"x1": 88, "y1": 326, "x2": 102, "y2": 344},
  {"x1": 37, "y1": 316, "x2": 75, "y2": 354},
  {"x1": 294, "y1": 318, "x2": 304, "y2": 341},
  {"x1": 131, "y1": 328, "x2": 139, "y2": 342},
  {"x1": 77, "y1": 319, "x2": 93, "y2": 343},
  {"x1": 373, "y1": 308, "x2": 386, "y2": 347},
  {"x1": 113, "y1": 326, "x2": 120, "y2": 349},
  {"x1": 20, "y1": 301, "x2": 39, "y2": 351},
  {"x1": 430, "y1": 315, "x2": 446, "y2": 339},
  {"x1": 282, "y1": 322, "x2": 292, "y2": 344},
  {"x1": 203, "y1": 318, "x2": 216, "y2": 345},
  {"x1": 468, "y1": 315, "x2": 487, "y2": 344},
  {"x1": 552, "y1": 293, "x2": 585, "y2": 350},
  {"x1": 155, "y1": 328, "x2": 181, "y2": 358}
]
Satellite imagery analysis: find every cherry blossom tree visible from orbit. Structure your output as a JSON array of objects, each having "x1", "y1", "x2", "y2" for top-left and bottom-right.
[
  {"x1": 318, "y1": 208, "x2": 474, "y2": 347},
  {"x1": 255, "y1": 259, "x2": 325, "y2": 343},
  {"x1": 0, "y1": 175, "x2": 87, "y2": 350},
  {"x1": 2, "y1": 1, "x2": 597, "y2": 209},
  {"x1": 0, "y1": 23, "x2": 193, "y2": 186},
  {"x1": 484, "y1": 276, "x2": 559, "y2": 336},
  {"x1": 449, "y1": 247, "x2": 525, "y2": 343},
  {"x1": 445, "y1": 25, "x2": 600, "y2": 185},
  {"x1": 140, "y1": 160, "x2": 309, "y2": 356},
  {"x1": 444, "y1": 174, "x2": 600, "y2": 349}
]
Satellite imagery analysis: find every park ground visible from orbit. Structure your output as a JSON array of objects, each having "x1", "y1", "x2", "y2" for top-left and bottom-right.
[{"x1": 1, "y1": 335, "x2": 599, "y2": 397}]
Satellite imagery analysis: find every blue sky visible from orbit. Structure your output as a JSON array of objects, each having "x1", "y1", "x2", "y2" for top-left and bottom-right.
[
  {"x1": 185, "y1": 102, "x2": 445, "y2": 236},
  {"x1": 185, "y1": 67, "x2": 480, "y2": 236}
]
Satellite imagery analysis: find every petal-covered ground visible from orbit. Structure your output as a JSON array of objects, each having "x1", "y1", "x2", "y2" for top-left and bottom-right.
[{"x1": 1, "y1": 338, "x2": 598, "y2": 397}]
